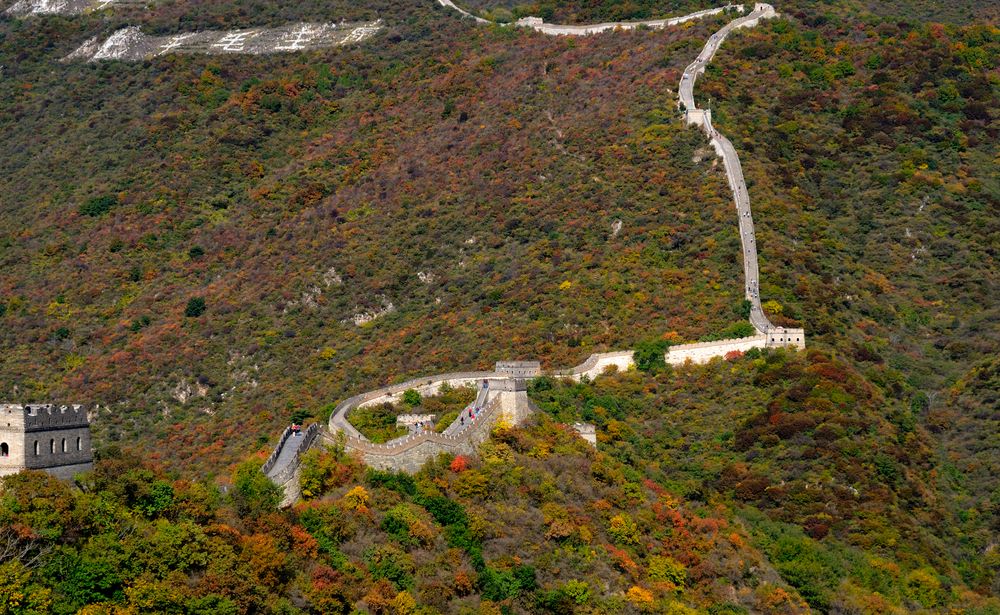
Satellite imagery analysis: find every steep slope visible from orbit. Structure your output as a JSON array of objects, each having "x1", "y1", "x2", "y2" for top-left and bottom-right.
[
  {"x1": 529, "y1": 351, "x2": 999, "y2": 611},
  {"x1": 1, "y1": 3, "x2": 762, "y2": 471}
]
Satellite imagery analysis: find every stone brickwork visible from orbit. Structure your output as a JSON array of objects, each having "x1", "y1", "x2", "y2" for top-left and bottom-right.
[
  {"x1": 553, "y1": 351, "x2": 636, "y2": 381},
  {"x1": 264, "y1": 2, "x2": 805, "y2": 498},
  {"x1": 495, "y1": 361, "x2": 541, "y2": 378},
  {"x1": 0, "y1": 404, "x2": 93, "y2": 479},
  {"x1": 666, "y1": 335, "x2": 767, "y2": 364},
  {"x1": 766, "y1": 327, "x2": 805, "y2": 349},
  {"x1": 339, "y1": 395, "x2": 506, "y2": 473}
]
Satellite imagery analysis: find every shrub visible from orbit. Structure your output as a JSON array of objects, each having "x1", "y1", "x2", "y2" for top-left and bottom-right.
[
  {"x1": 608, "y1": 513, "x2": 641, "y2": 545},
  {"x1": 290, "y1": 408, "x2": 312, "y2": 424},
  {"x1": 230, "y1": 461, "x2": 281, "y2": 519},
  {"x1": 79, "y1": 195, "x2": 116, "y2": 217},
  {"x1": 185, "y1": 297, "x2": 206, "y2": 318},
  {"x1": 649, "y1": 555, "x2": 687, "y2": 586},
  {"x1": 129, "y1": 315, "x2": 150, "y2": 332},
  {"x1": 561, "y1": 579, "x2": 591, "y2": 604},
  {"x1": 633, "y1": 339, "x2": 669, "y2": 373},
  {"x1": 402, "y1": 389, "x2": 421, "y2": 407},
  {"x1": 449, "y1": 456, "x2": 468, "y2": 473}
]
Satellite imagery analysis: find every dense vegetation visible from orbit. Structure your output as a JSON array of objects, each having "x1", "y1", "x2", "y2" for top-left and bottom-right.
[
  {"x1": 1, "y1": 0, "x2": 763, "y2": 473},
  {"x1": 350, "y1": 385, "x2": 476, "y2": 442},
  {"x1": 2, "y1": 349, "x2": 998, "y2": 613},
  {"x1": 531, "y1": 351, "x2": 999, "y2": 611},
  {"x1": 0, "y1": 429, "x2": 800, "y2": 614},
  {"x1": 0, "y1": 0, "x2": 997, "y2": 610}
]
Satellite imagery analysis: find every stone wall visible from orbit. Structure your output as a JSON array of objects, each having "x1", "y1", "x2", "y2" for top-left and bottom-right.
[
  {"x1": 39, "y1": 461, "x2": 94, "y2": 481},
  {"x1": 343, "y1": 396, "x2": 504, "y2": 473},
  {"x1": 354, "y1": 371, "x2": 496, "y2": 411},
  {"x1": 23, "y1": 404, "x2": 88, "y2": 431},
  {"x1": 766, "y1": 327, "x2": 805, "y2": 349},
  {"x1": 0, "y1": 404, "x2": 93, "y2": 478},
  {"x1": 550, "y1": 330, "x2": 806, "y2": 380},
  {"x1": 495, "y1": 361, "x2": 541, "y2": 378},
  {"x1": 553, "y1": 350, "x2": 636, "y2": 381},
  {"x1": 666, "y1": 335, "x2": 767, "y2": 364},
  {"x1": 264, "y1": 423, "x2": 319, "y2": 485},
  {"x1": 0, "y1": 405, "x2": 28, "y2": 476},
  {"x1": 512, "y1": 5, "x2": 737, "y2": 36},
  {"x1": 261, "y1": 426, "x2": 293, "y2": 476},
  {"x1": 23, "y1": 424, "x2": 93, "y2": 471}
]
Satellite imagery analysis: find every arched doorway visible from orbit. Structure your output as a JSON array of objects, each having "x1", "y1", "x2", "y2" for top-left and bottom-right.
[{"x1": 0, "y1": 442, "x2": 8, "y2": 457}]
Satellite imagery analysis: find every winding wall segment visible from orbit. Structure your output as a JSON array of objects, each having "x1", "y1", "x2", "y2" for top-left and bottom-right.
[
  {"x1": 269, "y1": 3, "x2": 804, "y2": 493},
  {"x1": 679, "y1": 3, "x2": 779, "y2": 333}
]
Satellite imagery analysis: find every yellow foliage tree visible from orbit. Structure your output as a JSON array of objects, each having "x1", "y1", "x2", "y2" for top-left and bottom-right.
[
  {"x1": 341, "y1": 485, "x2": 370, "y2": 511},
  {"x1": 626, "y1": 585, "x2": 654, "y2": 606}
]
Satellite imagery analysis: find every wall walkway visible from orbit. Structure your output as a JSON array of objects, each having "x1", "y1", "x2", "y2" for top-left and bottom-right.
[{"x1": 266, "y1": 2, "x2": 805, "y2": 499}]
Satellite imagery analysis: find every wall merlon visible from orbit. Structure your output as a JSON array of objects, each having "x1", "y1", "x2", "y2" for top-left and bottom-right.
[{"x1": 1, "y1": 402, "x2": 93, "y2": 479}]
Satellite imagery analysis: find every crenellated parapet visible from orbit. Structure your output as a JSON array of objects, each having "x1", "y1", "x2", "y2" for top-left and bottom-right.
[
  {"x1": 1, "y1": 403, "x2": 93, "y2": 480},
  {"x1": 21, "y1": 404, "x2": 89, "y2": 431}
]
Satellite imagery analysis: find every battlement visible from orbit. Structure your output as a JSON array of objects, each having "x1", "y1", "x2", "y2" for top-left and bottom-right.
[
  {"x1": 1, "y1": 404, "x2": 89, "y2": 431},
  {"x1": 1, "y1": 403, "x2": 93, "y2": 479},
  {"x1": 489, "y1": 378, "x2": 528, "y2": 392},
  {"x1": 765, "y1": 327, "x2": 805, "y2": 349},
  {"x1": 495, "y1": 361, "x2": 541, "y2": 378}
]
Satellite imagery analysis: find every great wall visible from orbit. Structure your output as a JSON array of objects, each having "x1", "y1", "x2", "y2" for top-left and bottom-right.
[
  {"x1": 0, "y1": 404, "x2": 94, "y2": 480},
  {"x1": 0, "y1": 0, "x2": 805, "y2": 496},
  {"x1": 250, "y1": 2, "x2": 805, "y2": 501}
]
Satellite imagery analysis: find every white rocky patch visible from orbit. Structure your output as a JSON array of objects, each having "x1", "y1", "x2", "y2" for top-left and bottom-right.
[
  {"x1": 66, "y1": 20, "x2": 383, "y2": 62},
  {"x1": 610, "y1": 219, "x2": 623, "y2": 238},
  {"x1": 6, "y1": 0, "x2": 144, "y2": 15},
  {"x1": 349, "y1": 296, "x2": 395, "y2": 326},
  {"x1": 300, "y1": 286, "x2": 322, "y2": 309},
  {"x1": 323, "y1": 266, "x2": 343, "y2": 287},
  {"x1": 172, "y1": 379, "x2": 209, "y2": 404},
  {"x1": 417, "y1": 271, "x2": 436, "y2": 284},
  {"x1": 92, "y1": 25, "x2": 144, "y2": 60},
  {"x1": 5, "y1": 0, "x2": 68, "y2": 15},
  {"x1": 63, "y1": 35, "x2": 100, "y2": 62}
]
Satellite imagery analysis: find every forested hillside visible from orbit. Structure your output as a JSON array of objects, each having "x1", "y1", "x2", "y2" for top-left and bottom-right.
[
  {"x1": 2, "y1": 350, "x2": 998, "y2": 613},
  {"x1": 1, "y1": 3, "x2": 756, "y2": 469},
  {"x1": 0, "y1": 0, "x2": 998, "y2": 611}
]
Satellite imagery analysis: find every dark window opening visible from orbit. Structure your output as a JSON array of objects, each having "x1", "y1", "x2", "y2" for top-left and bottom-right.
[{"x1": 0, "y1": 442, "x2": 8, "y2": 457}]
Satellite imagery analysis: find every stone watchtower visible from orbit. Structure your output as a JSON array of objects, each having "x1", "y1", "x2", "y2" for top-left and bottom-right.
[{"x1": 0, "y1": 404, "x2": 94, "y2": 481}]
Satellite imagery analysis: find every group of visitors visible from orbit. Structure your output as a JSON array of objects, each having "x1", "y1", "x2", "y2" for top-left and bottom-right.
[{"x1": 459, "y1": 405, "x2": 482, "y2": 429}]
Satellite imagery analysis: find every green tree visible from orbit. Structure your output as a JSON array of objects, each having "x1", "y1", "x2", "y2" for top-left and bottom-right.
[
  {"x1": 185, "y1": 297, "x2": 206, "y2": 318},
  {"x1": 230, "y1": 461, "x2": 281, "y2": 519},
  {"x1": 0, "y1": 560, "x2": 52, "y2": 615},
  {"x1": 78, "y1": 195, "x2": 116, "y2": 217},
  {"x1": 402, "y1": 389, "x2": 421, "y2": 407},
  {"x1": 633, "y1": 339, "x2": 669, "y2": 373}
]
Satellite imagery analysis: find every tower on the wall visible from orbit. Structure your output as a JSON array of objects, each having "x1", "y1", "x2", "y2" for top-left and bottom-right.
[{"x1": 0, "y1": 404, "x2": 94, "y2": 480}]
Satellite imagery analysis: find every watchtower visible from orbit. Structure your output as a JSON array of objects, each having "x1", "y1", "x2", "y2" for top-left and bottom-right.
[{"x1": 0, "y1": 404, "x2": 94, "y2": 480}]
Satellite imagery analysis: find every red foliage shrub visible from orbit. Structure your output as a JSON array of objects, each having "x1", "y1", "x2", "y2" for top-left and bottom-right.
[{"x1": 450, "y1": 455, "x2": 468, "y2": 473}]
